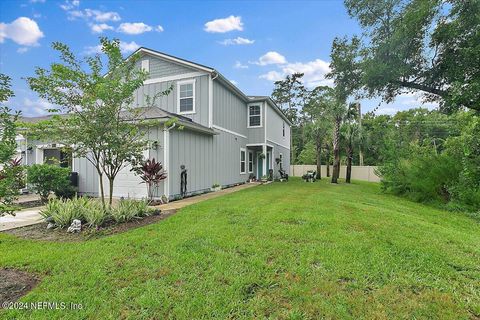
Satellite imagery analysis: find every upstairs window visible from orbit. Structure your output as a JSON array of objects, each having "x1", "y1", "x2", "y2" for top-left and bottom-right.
[
  {"x1": 248, "y1": 105, "x2": 261, "y2": 127},
  {"x1": 178, "y1": 80, "x2": 195, "y2": 114},
  {"x1": 282, "y1": 122, "x2": 285, "y2": 137},
  {"x1": 240, "y1": 148, "x2": 246, "y2": 174}
]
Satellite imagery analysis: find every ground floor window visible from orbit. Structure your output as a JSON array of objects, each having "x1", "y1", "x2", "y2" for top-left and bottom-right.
[
  {"x1": 240, "y1": 148, "x2": 246, "y2": 174},
  {"x1": 248, "y1": 151, "x2": 253, "y2": 173}
]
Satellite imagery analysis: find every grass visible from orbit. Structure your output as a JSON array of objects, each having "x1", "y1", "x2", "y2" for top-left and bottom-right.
[{"x1": 1, "y1": 178, "x2": 479, "y2": 319}]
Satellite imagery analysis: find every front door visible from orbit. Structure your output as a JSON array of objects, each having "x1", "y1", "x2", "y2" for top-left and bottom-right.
[{"x1": 257, "y1": 152, "x2": 263, "y2": 178}]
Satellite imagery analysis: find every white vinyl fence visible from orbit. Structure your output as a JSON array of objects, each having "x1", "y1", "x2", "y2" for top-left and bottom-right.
[{"x1": 290, "y1": 165, "x2": 381, "y2": 183}]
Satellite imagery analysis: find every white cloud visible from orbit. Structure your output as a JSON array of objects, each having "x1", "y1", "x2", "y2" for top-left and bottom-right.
[
  {"x1": 259, "y1": 58, "x2": 333, "y2": 87},
  {"x1": 84, "y1": 41, "x2": 139, "y2": 55},
  {"x1": 23, "y1": 97, "x2": 54, "y2": 116},
  {"x1": 234, "y1": 61, "x2": 248, "y2": 69},
  {"x1": 90, "y1": 23, "x2": 113, "y2": 33},
  {"x1": 119, "y1": 41, "x2": 140, "y2": 54},
  {"x1": 375, "y1": 107, "x2": 399, "y2": 116},
  {"x1": 220, "y1": 37, "x2": 254, "y2": 45},
  {"x1": 204, "y1": 15, "x2": 243, "y2": 33},
  {"x1": 17, "y1": 47, "x2": 29, "y2": 54},
  {"x1": 117, "y1": 22, "x2": 152, "y2": 35},
  {"x1": 253, "y1": 51, "x2": 287, "y2": 66},
  {"x1": 60, "y1": 0, "x2": 80, "y2": 11},
  {"x1": 71, "y1": 9, "x2": 121, "y2": 22},
  {"x1": 259, "y1": 71, "x2": 283, "y2": 81},
  {"x1": 155, "y1": 25, "x2": 164, "y2": 32},
  {"x1": 0, "y1": 17, "x2": 44, "y2": 46}
]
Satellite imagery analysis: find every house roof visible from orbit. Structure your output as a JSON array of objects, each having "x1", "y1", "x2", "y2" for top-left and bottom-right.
[{"x1": 20, "y1": 107, "x2": 216, "y2": 136}]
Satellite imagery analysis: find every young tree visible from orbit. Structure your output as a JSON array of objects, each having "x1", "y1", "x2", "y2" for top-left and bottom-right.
[
  {"x1": 0, "y1": 74, "x2": 23, "y2": 216},
  {"x1": 303, "y1": 86, "x2": 332, "y2": 179},
  {"x1": 27, "y1": 38, "x2": 171, "y2": 207}
]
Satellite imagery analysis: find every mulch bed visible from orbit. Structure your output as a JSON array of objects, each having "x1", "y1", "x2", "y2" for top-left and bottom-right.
[
  {"x1": 3, "y1": 209, "x2": 177, "y2": 242},
  {"x1": 0, "y1": 269, "x2": 39, "y2": 305}
]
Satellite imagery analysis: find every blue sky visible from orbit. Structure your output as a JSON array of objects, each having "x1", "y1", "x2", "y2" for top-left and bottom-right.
[{"x1": 0, "y1": 0, "x2": 435, "y2": 117}]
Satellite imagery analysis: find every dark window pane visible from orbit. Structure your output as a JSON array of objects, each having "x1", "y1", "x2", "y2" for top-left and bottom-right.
[{"x1": 180, "y1": 98, "x2": 193, "y2": 112}]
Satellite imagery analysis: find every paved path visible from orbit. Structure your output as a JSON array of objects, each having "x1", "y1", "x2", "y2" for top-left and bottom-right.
[
  {"x1": 0, "y1": 183, "x2": 260, "y2": 232},
  {"x1": 0, "y1": 207, "x2": 43, "y2": 232},
  {"x1": 154, "y1": 182, "x2": 259, "y2": 211}
]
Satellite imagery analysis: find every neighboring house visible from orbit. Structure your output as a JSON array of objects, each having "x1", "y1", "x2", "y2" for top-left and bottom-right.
[{"x1": 21, "y1": 48, "x2": 292, "y2": 200}]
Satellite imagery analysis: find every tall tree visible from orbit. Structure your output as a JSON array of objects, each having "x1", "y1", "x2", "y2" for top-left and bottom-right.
[
  {"x1": 341, "y1": 103, "x2": 361, "y2": 183},
  {"x1": 271, "y1": 73, "x2": 307, "y2": 164},
  {"x1": 303, "y1": 86, "x2": 332, "y2": 179},
  {"x1": 27, "y1": 38, "x2": 171, "y2": 207},
  {"x1": 339, "y1": 0, "x2": 480, "y2": 112}
]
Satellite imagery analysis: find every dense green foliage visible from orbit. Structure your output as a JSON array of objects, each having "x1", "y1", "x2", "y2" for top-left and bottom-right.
[
  {"x1": 334, "y1": 0, "x2": 480, "y2": 112},
  {"x1": 40, "y1": 197, "x2": 151, "y2": 228},
  {"x1": 26, "y1": 164, "x2": 72, "y2": 203},
  {"x1": 1, "y1": 179, "x2": 479, "y2": 319},
  {"x1": 0, "y1": 74, "x2": 23, "y2": 216}
]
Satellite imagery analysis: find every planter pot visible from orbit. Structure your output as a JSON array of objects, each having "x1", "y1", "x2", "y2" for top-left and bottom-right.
[{"x1": 211, "y1": 187, "x2": 221, "y2": 192}]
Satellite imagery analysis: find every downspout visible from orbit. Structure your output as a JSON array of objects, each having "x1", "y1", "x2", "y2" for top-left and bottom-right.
[
  {"x1": 208, "y1": 71, "x2": 218, "y2": 128},
  {"x1": 163, "y1": 122, "x2": 176, "y2": 200}
]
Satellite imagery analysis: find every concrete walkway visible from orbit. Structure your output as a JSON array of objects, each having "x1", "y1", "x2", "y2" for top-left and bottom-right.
[
  {"x1": 155, "y1": 182, "x2": 259, "y2": 210},
  {"x1": 0, "y1": 183, "x2": 260, "y2": 232},
  {"x1": 0, "y1": 207, "x2": 43, "y2": 232}
]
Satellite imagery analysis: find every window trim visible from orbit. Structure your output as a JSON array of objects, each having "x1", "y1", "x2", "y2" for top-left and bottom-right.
[
  {"x1": 247, "y1": 104, "x2": 262, "y2": 128},
  {"x1": 177, "y1": 79, "x2": 196, "y2": 115},
  {"x1": 248, "y1": 150, "x2": 253, "y2": 173},
  {"x1": 240, "y1": 148, "x2": 246, "y2": 174}
]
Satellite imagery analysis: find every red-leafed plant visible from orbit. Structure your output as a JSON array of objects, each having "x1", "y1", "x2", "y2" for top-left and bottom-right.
[{"x1": 135, "y1": 158, "x2": 167, "y2": 203}]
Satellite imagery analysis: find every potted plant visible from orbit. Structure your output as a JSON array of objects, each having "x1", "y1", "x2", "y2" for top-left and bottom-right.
[
  {"x1": 211, "y1": 183, "x2": 221, "y2": 192},
  {"x1": 248, "y1": 173, "x2": 255, "y2": 183},
  {"x1": 258, "y1": 153, "x2": 266, "y2": 160}
]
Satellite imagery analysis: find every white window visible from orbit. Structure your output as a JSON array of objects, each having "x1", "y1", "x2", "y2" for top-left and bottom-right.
[
  {"x1": 141, "y1": 59, "x2": 149, "y2": 72},
  {"x1": 248, "y1": 151, "x2": 253, "y2": 173},
  {"x1": 240, "y1": 148, "x2": 246, "y2": 174},
  {"x1": 282, "y1": 122, "x2": 285, "y2": 137},
  {"x1": 177, "y1": 79, "x2": 195, "y2": 114},
  {"x1": 248, "y1": 105, "x2": 262, "y2": 128}
]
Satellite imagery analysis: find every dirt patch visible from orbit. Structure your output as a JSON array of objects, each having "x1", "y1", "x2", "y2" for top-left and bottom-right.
[
  {"x1": 3, "y1": 209, "x2": 177, "y2": 242},
  {"x1": 0, "y1": 269, "x2": 39, "y2": 305}
]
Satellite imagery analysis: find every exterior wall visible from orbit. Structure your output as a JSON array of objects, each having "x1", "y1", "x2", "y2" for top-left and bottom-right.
[
  {"x1": 269, "y1": 141, "x2": 291, "y2": 179},
  {"x1": 73, "y1": 157, "x2": 99, "y2": 196},
  {"x1": 168, "y1": 128, "x2": 247, "y2": 199},
  {"x1": 266, "y1": 101, "x2": 290, "y2": 150},
  {"x1": 290, "y1": 165, "x2": 381, "y2": 183},
  {"x1": 101, "y1": 126, "x2": 165, "y2": 199},
  {"x1": 138, "y1": 53, "x2": 198, "y2": 79},
  {"x1": 212, "y1": 81, "x2": 247, "y2": 135},
  {"x1": 247, "y1": 101, "x2": 265, "y2": 144},
  {"x1": 134, "y1": 74, "x2": 210, "y2": 128}
]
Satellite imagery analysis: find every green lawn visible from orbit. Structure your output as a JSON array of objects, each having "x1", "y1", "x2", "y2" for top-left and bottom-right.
[{"x1": 1, "y1": 178, "x2": 479, "y2": 319}]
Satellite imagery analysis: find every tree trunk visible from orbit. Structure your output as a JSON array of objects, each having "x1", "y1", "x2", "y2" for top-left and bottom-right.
[
  {"x1": 316, "y1": 140, "x2": 322, "y2": 180},
  {"x1": 108, "y1": 177, "x2": 114, "y2": 207},
  {"x1": 331, "y1": 118, "x2": 341, "y2": 184},
  {"x1": 326, "y1": 146, "x2": 330, "y2": 177},
  {"x1": 346, "y1": 147, "x2": 352, "y2": 183},
  {"x1": 97, "y1": 169, "x2": 105, "y2": 209}
]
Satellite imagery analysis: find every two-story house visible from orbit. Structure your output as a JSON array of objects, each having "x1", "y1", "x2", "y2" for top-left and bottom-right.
[{"x1": 21, "y1": 47, "x2": 292, "y2": 200}]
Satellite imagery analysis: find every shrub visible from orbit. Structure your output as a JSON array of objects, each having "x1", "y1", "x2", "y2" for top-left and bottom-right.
[
  {"x1": 82, "y1": 200, "x2": 108, "y2": 227},
  {"x1": 27, "y1": 164, "x2": 72, "y2": 203},
  {"x1": 40, "y1": 198, "x2": 84, "y2": 228},
  {"x1": 111, "y1": 199, "x2": 149, "y2": 223}
]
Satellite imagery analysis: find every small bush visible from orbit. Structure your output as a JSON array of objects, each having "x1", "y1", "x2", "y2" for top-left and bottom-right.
[
  {"x1": 27, "y1": 164, "x2": 72, "y2": 203},
  {"x1": 82, "y1": 200, "x2": 108, "y2": 227},
  {"x1": 41, "y1": 198, "x2": 83, "y2": 228},
  {"x1": 111, "y1": 199, "x2": 149, "y2": 223}
]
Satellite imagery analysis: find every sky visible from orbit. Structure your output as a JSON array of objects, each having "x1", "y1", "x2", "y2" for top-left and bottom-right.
[{"x1": 0, "y1": 0, "x2": 436, "y2": 117}]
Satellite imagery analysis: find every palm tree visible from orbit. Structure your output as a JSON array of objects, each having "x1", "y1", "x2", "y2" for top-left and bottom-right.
[{"x1": 328, "y1": 97, "x2": 348, "y2": 184}]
